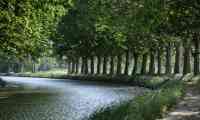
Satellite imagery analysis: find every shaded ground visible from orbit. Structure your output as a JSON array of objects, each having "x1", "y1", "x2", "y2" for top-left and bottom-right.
[{"x1": 160, "y1": 81, "x2": 200, "y2": 120}]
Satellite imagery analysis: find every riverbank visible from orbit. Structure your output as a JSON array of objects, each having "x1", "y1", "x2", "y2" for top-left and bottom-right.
[
  {"x1": 87, "y1": 79, "x2": 185, "y2": 120},
  {"x1": 87, "y1": 75, "x2": 200, "y2": 120},
  {"x1": 6, "y1": 69, "x2": 183, "y2": 89}
]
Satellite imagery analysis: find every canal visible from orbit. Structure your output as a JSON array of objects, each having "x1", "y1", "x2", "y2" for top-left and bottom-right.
[{"x1": 0, "y1": 76, "x2": 147, "y2": 120}]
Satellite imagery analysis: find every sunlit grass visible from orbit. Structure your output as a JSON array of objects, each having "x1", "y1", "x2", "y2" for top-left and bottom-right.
[{"x1": 18, "y1": 69, "x2": 67, "y2": 78}]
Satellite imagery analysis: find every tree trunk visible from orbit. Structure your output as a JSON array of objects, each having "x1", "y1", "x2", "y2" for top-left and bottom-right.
[
  {"x1": 84, "y1": 57, "x2": 88, "y2": 74},
  {"x1": 183, "y1": 40, "x2": 191, "y2": 74},
  {"x1": 20, "y1": 63, "x2": 24, "y2": 73},
  {"x1": 90, "y1": 56, "x2": 95, "y2": 74},
  {"x1": 149, "y1": 51, "x2": 155, "y2": 75},
  {"x1": 81, "y1": 57, "x2": 85, "y2": 74},
  {"x1": 174, "y1": 43, "x2": 181, "y2": 74},
  {"x1": 117, "y1": 55, "x2": 122, "y2": 75},
  {"x1": 193, "y1": 33, "x2": 200, "y2": 75},
  {"x1": 132, "y1": 53, "x2": 139, "y2": 75},
  {"x1": 97, "y1": 56, "x2": 101, "y2": 74},
  {"x1": 165, "y1": 43, "x2": 172, "y2": 74},
  {"x1": 32, "y1": 62, "x2": 36, "y2": 73},
  {"x1": 124, "y1": 51, "x2": 130, "y2": 75},
  {"x1": 103, "y1": 56, "x2": 107, "y2": 74},
  {"x1": 157, "y1": 50, "x2": 162, "y2": 75},
  {"x1": 141, "y1": 53, "x2": 148, "y2": 74},
  {"x1": 75, "y1": 58, "x2": 79, "y2": 74},
  {"x1": 110, "y1": 56, "x2": 115, "y2": 75},
  {"x1": 72, "y1": 60, "x2": 76, "y2": 74},
  {"x1": 68, "y1": 61, "x2": 72, "y2": 74}
]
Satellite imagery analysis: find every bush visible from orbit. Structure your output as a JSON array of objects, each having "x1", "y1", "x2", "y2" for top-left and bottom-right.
[{"x1": 88, "y1": 80, "x2": 184, "y2": 120}]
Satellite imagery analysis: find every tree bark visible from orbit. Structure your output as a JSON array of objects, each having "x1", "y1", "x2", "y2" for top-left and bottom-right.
[
  {"x1": 72, "y1": 60, "x2": 76, "y2": 74},
  {"x1": 103, "y1": 56, "x2": 107, "y2": 74},
  {"x1": 68, "y1": 60, "x2": 72, "y2": 74},
  {"x1": 132, "y1": 53, "x2": 139, "y2": 75},
  {"x1": 141, "y1": 53, "x2": 148, "y2": 74},
  {"x1": 124, "y1": 51, "x2": 130, "y2": 75},
  {"x1": 157, "y1": 50, "x2": 162, "y2": 75},
  {"x1": 32, "y1": 62, "x2": 36, "y2": 73},
  {"x1": 183, "y1": 40, "x2": 191, "y2": 75},
  {"x1": 165, "y1": 43, "x2": 172, "y2": 74},
  {"x1": 110, "y1": 56, "x2": 115, "y2": 75},
  {"x1": 81, "y1": 57, "x2": 85, "y2": 74},
  {"x1": 174, "y1": 43, "x2": 181, "y2": 74},
  {"x1": 149, "y1": 51, "x2": 155, "y2": 75},
  {"x1": 20, "y1": 63, "x2": 24, "y2": 73},
  {"x1": 97, "y1": 56, "x2": 101, "y2": 74},
  {"x1": 75, "y1": 58, "x2": 79, "y2": 74},
  {"x1": 193, "y1": 33, "x2": 200, "y2": 75},
  {"x1": 90, "y1": 56, "x2": 95, "y2": 74},
  {"x1": 84, "y1": 57, "x2": 88, "y2": 74},
  {"x1": 117, "y1": 55, "x2": 122, "y2": 75}
]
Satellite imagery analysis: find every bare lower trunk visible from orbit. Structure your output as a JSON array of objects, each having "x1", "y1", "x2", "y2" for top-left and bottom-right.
[
  {"x1": 149, "y1": 51, "x2": 155, "y2": 75},
  {"x1": 165, "y1": 43, "x2": 172, "y2": 74},
  {"x1": 72, "y1": 60, "x2": 76, "y2": 74},
  {"x1": 132, "y1": 53, "x2": 139, "y2": 75},
  {"x1": 124, "y1": 51, "x2": 130, "y2": 75},
  {"x1": 81, "y1": 57, "x2": 85, "y2": 74},
  {"x1": 193, "y1": 33, "x2": 200, "y2": 75},
  {"x1": 97, "y1": 56, "x2": 101, "y2": 74},
  {"x1": 103, "y1": 56, "x2": 107, "y2": 74},
  {"x1": 90, "y1": 56, "x2": 95, "y2": 74},
  {"x1": 75, "y1": 58, "x2": 79, "y2": 74},
  {"x1": 183, "y1": 40, "x2": 191, "y2": 75},
  {"x1": 157, "y1": 50, "x2": 162, "y2": 75},
  {"x1": 85, "y1": 57, "x2": 88, "y2": 74},
  {"x1": 110, "y1": 56, "x2": 115, "y2": 75},
  {"x1": 174, "y1": 43, "x2": 181, "y2": 74},
  {"x1": 68, "y1": 61, "x2": 72, "y2": 74},
  {"x1": 116, "y1": 55, "x2": 122, "y2": 75},
  {"x1": 141, "y1": 53, "x2": 148, "y2": 74}
]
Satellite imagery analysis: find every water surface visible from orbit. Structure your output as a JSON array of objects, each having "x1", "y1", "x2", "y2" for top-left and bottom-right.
[{"x1": 0, "y1": 76, "x2": 146, "y2": 120}]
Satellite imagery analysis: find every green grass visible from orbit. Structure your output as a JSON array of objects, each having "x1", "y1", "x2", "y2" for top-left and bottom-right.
[
  {"x1": 18, "y1": 69, "x2": 67, "y2": 78},
  {"x1": 88, "y1": 80, "x2": 184, "y2": 120}
]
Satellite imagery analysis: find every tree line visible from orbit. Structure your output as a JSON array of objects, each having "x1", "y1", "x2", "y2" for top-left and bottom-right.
[
  {"x1": 52, "y1": 0, "x2": 200, "y2": 76},
  {"x1": 1, "y1": 0, "x2": 200, "y2": 76}
]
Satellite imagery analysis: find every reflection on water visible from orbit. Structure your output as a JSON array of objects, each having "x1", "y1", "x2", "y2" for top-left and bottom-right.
[{"x1": 0, "y1": 77, "x2": 146, "y2": 120}]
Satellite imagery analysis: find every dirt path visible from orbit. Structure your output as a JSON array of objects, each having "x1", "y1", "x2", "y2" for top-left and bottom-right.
[{"x1": 160, "y1": 83, "x2": 200, "y2": 120}]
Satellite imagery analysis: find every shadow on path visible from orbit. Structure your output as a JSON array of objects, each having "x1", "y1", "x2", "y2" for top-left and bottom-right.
[{"x1": 159, "y1": 82, "x2": 200, "y2": 120}]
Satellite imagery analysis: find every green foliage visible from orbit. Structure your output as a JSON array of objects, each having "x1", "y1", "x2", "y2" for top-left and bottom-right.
[
  {"x1": 53, "y1": 0, "x2": 187, "y2": 58},
  {"x1": 0, "y1": 0, "x2": 70, "y2": 59},
  {"x1": 165, "y1": 0, "x2": 200, "y2": 35}
]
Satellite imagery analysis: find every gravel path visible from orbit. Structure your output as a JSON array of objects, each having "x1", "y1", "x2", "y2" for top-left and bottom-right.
[{"x1": 160, "y1": 83, "x2": 200, "y2": 120}]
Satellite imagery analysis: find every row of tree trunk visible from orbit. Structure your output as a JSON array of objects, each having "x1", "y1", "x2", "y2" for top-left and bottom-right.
[{"x1": 67, "y1": 40, "x2": 200, "y2": 76}]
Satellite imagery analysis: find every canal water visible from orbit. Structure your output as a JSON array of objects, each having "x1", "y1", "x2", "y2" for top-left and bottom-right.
[{"x1": 0, "y1": 76, "x2": 147, "y2": 120}]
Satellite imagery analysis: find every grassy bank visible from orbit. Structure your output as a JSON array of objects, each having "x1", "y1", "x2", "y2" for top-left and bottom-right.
[
  {"x1": 16, "y1": 69, "x2": 67, "y2": 78},
  {"x1": 14, "y1": 69, "x2": 182, "y2": 89},
  {"x1": 87, "y1": 80, "x2": 184, "y2": 120}
]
